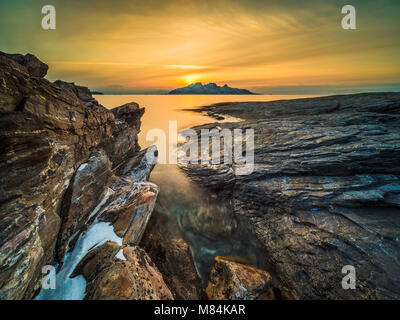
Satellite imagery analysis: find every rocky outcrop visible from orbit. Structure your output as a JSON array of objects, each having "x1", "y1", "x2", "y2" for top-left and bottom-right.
[
  {"x1": 0, "y1": 51, "x2": 160, "y2": 300},
  {"x1": 141, "y1": 209, "x2": 204, "y2": 300},
  {"x1": 206, "y1": 256, "x2": 274, "y2": 300},
  {"x1": 54, "y1": 80, "x2": 97, "y2": 105},
  {"x1": 0, "y1": 52, "x2": 48, "y2": 78},
  {"x1": 98, "y1": 180, "x2": 159, "y2": 247},
  {"x1": 56, "y1": 151, "x2": 114, "y2": 263},
  {"x1": 72, "y1": 243, "x2": 173, "y2": 300},
  {"x1": 71, "y1": 241, "x2": 121, "y2": 281},
  {"x1": 180, "y1": 93, "x2": 400, "y2": 299},
  {"x1": 56, "y1": 147, "x2": 158, "y2": 266}
]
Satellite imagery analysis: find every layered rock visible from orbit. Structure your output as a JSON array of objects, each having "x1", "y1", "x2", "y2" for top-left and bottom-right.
[
  {"x1": 56, "y1": 147, "x2": 158, "y2": 266},
  {"x1": 206, "y1": 256, "x2": 274, "y2": 300},
  {"x1": 56, "y1": 151, "x2": 114, "y2": 263},
  {"x1": 71, "y1": 242, "x2": 173, "y2": 300},
  {"x1": 180, "y1": 93, "x2": 400, "y2": 299},
  {"x1": 0, "y1": 51, "x2": 159, "y2": 299},
  {"x1": 0, "y1": 52, "x2": 48, "y2": 78}
]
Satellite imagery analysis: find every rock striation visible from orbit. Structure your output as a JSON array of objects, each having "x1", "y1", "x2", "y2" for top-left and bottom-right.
[
  {"x1": 179, "y1": 93, "x2": 400, "y2": 299},
  {"x1": 0, "y1": 52, "x2": 163, "y2": 299},
  {"x1": 72, "y1": 242, "x2": 173, "y2": 300},
  {"x1": 206, "y1": 256, "x2": 274, "y2": 300}
]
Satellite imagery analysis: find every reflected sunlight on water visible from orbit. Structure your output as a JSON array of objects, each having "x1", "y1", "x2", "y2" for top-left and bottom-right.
[
  {"x1": 96, "y1": 94, "x2": 319, "y2": 149},
  {"x1": 95, "y1": 94, "x2": 317, "y2": 283}
]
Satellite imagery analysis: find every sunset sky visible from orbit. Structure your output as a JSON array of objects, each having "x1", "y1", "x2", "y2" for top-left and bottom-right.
[{"x1": 1, "y1": 0, "x2": 399, "y2": 94}]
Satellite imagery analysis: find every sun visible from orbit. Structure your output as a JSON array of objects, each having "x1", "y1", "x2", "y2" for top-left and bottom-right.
[{"x1": 182, "y1": 74, "x2": 201, "y2": 86}]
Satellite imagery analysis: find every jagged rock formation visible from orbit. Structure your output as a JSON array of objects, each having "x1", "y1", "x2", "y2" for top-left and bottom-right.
[
  {"x1": 0, "y1": 52, "x2": 162, "y2": 299},
  {"x1": 0, "y1": 52, "x2": 48, "y2": 78},
  {"x1": 206, "y1": 256, "x2": 275, "y2": 300},
  {"x1": 168, "y1": 82, "x2": 255, "y2": 95},
  {"x1": 179, "y1": 93, "x2": 400, "y2": 299},
  {"x1": 56, "y1": 148, "x2": 159, "y2": 266}
]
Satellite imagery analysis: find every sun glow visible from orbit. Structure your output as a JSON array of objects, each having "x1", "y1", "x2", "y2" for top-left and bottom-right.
[
  {"x1": 3, "y1": 1, "x2": 399, "y2": 93},
  {"x1": 182, "y1": 74, "x2": 202, "y2": 85}
]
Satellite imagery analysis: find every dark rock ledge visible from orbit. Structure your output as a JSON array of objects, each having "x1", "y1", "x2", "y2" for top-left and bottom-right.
[
  {"x1": 179, "y1": 92, "x2": 400, "y2": 299},
  {"x1": 0, "y1": 52, "x2": 169, "y2": 299}
]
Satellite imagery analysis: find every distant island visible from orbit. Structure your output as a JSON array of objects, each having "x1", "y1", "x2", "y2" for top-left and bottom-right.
[{"x1": 168, "y1": 82, "x2": 255, "y2": 95}]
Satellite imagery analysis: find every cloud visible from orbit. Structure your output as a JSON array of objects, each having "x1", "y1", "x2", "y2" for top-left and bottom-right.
[{"x1": 0, "y1": 0, "x2": 399, "y2": 93}]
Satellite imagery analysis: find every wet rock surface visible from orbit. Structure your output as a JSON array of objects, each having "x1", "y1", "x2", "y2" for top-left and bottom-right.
[
  {"x1": 180, "y1": 92, "x2": 400, "y2": 299},
  {"x1": 141, "y1": 209, "x2": 204, "y2": 300},
  {"x1": 206, "y1": 256, "x2": 274, "y2": 300},
  {"x1": 0, "y1": 52, "x2": 161, "y2": 299}
]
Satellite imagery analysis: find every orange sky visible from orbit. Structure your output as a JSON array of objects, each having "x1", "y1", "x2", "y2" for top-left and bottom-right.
[{"x1": 1, "y1": 0, "x2": 399, "y2": 93}]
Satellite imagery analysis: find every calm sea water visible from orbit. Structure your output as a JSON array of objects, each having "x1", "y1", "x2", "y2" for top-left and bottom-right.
[
  {"x1": 96, "y1": 94, "x2": 317, "y2": 285},
  {"x1": 96, "y1": 94, "x2": 319, "y2": 149}
]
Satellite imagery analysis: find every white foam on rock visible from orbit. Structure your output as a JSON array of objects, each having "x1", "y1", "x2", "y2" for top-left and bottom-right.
[
  {"x1": 115, "y1": 249, "x2": 126, "y2": 261},
  {"x1": 35, "y1": 190, "x2": 122, "y2": 300},
  {"x1": 77, "y1": 163, "x2": 88, "y2": 172}
]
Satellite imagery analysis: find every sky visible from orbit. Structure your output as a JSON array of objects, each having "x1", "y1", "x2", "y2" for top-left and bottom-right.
[{"x1": 0, "y1": 0, "x2": 399, "y2": 94}]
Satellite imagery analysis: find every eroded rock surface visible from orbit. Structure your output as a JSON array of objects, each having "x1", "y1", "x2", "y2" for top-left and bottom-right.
[
  {"x1": 206, "y1": 256, "x2": 274, "y2": 300},
  {"x1": 0, "y1": 52, "x2": 48, "y2": 78},
  {"x1": 72, "y1": 243, "x2": 173, "y2": 300},
  {"x1": 56, "y1": 151, "x2": 114, "y2": 263},
  {"x1": 0, "y1": 51, "x2": 159, "y2": 299},
  {"x1": 98, "y1": 180, "x2": 159, "y2": 247},
  {"x1": 180, "y1": 93, "x2": 400, "y2": 299}
]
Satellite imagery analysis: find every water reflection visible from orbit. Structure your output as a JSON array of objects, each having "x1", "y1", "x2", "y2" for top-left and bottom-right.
[
  {"x1": 96, "y1": 94, "x2": 315, "y2": 284},
  {"x1": 149, "y1": 164, "x2": 263, "y2": 285}
]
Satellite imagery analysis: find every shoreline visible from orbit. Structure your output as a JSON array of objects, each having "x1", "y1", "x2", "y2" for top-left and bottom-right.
[{"x1": 177, "y1": 91, "x2": 400, "y2": 299}]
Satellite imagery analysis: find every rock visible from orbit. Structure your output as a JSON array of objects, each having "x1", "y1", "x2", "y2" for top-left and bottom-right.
[
  {"x1": 56, "y1": 145, "x2": 158, "y2": 264},
  {"x1": 0, "y1": 52, "x2": 48, "y2": 77},
  {"x1": 180, "y1": 92, "x2": 400, "y2": 299},
  {"x1": 56, "y1": 151, "x2": 114, "y2": 263},
  {"x1": 0, "y1": 52, "x2": 151, "y2": 299},
  {"x1": 141, "y1": 210, "x2": 204, "y2": 300},
  {"x1": 99, "y1": 180, "x2": 159, "y2": 246},
  {"x1": 106, "y1": 102, "x2": 145, "y2": 166},
  {"x1": 179, "y1": 162, "x2": 235, "y2": 196},
  {"x1": 194, "y1": 92, "x2": 400, "y2": 120},
  {"x1": 0, "y1": 205, "x2": 45, "y2": 300},
  {"x1": 206, "y1": 256, "x2": 274, "y2": 300},
  {"x1": 71, "y1": 241, "x2": 120, "y2": 281},
  {"x1": 54, "y1": 80, "x2": 97, "y2": 104},
  {"x1": 114, "y1": 145, "x2": 157, "y2": 182},
  {"x1": 78, "y1": 245, "x2": 173, "y2": 300}
]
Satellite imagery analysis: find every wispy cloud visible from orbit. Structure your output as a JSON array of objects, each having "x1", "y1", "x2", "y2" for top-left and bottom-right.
[{"x1": 1, "y1": 0, "x2": 399, "y2": 93}]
